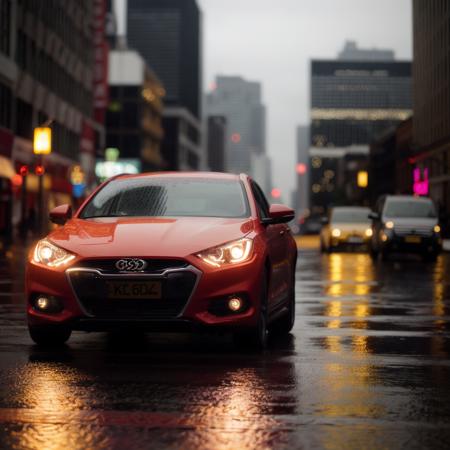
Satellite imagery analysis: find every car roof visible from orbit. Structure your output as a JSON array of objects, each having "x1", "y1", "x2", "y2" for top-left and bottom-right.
[
  {"x1": 111, "y1": 171, "x2": 244, "y2": 182},
  {"x1": 385, "y1": 195, "x2": 433, "y2": 203}
]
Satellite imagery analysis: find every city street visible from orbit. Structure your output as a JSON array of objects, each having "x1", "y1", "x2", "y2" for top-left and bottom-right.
[{"x1": 0, "y1": 238, "x2": 449, "y2": 449}]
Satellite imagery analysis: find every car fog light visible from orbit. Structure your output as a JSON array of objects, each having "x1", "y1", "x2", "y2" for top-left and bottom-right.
[
  {"x1": 36, "y1": 296, "x2": 50, "y2": 311},
  {"x1": 34, "y1": 295, "x2": 63, "y2": 313},
  {"x1": 228, "y1": 297, "x2": 243, "y2": 312}
]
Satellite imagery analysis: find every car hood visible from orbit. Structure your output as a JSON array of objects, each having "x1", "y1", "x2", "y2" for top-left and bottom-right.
[{"x1": 48, "y1": 217, "x2": 255, "y2": 259}]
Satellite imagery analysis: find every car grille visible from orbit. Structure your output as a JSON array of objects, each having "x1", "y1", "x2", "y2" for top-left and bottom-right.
[
  {"x1": 394, "y1": 225, "x2": 433, "y2": 237},
  {"x1": 68, "y1": 269, "x2": 198, "y2": 320},
  {"x1": 77, "y1": 259, "x2": 188, "y2": 274}
]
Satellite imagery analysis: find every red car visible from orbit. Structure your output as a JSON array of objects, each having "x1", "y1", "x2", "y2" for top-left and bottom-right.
[{"x1": 26, "y1": 172, "x2": 297, "y2": 349}]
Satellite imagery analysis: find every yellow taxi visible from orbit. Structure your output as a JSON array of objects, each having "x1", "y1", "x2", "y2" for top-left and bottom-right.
[{"x1": 320, "y1": 206, "x2": 372, "y2": 252}]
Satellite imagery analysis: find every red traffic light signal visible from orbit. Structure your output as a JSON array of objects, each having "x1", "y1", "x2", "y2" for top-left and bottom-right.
[
  {"x1": 35, "y1": 165, "x2": 45, "y2": 176},
  {"x1": 19, "y1": 165, "x2": 29, "y2": 176},
  {"x1": 271, "y1": 188, "x2": 281, "y2": 199},
  {"x1": 296, "y1": 163, "x2": 307, "y2": 175}
]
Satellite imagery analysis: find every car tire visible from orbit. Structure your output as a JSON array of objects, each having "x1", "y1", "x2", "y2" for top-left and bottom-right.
[
  {"x1": 381, "y1": 250, "x2": 389, "y2": 261},
  {"x1": 28, "y1": 325, "x2": 72, "y2": 346},
  {"x1": 234, "y1": 270, "x2": 269, "y2": 351},
  {"x1": 270, "y1": 270, "x2": 295, "y2": 336}
]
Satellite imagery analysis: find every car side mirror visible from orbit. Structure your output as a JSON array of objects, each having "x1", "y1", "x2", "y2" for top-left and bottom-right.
[
  {"x1": 262, "y1": 204, "x2": 295, "y2": 225},
  {"x1": 368, "y1": 211, "x2": 380, "y2": 221},
  {"x1": 49, "y1": 204, "x2": 72, "y2": 225}
]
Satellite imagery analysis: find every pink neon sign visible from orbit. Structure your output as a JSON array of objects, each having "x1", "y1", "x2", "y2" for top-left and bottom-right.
[{"x1": 413, "y1": 168, "x2": 429, "y2": 196}]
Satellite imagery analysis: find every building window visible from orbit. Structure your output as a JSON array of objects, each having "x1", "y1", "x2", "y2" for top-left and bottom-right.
[
  {"x1": 0, "y1": 0, "x2": 11, "y2": 56},
  {"x1": 0, "y1": 82, "x2": 12, "y2": 129}
]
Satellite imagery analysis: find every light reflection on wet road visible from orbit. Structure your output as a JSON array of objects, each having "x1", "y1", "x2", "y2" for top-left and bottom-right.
[{"x1": 0, "y1": 240, "x2": 450, "y2": 449}]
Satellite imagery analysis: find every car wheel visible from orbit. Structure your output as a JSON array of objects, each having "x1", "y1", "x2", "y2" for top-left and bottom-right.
[
  {"x1": 270, "y1": 269, "x2": 295, "y2": 336},
  {"x1": 28, "y1": 325, "x2": 72, "y2": 346},
  {"x1": 234, "y1": 269, "x2": 269, "y2": 351},
  {"x1": 381, "y1": 250, "x2": 389, "y2": 261}
]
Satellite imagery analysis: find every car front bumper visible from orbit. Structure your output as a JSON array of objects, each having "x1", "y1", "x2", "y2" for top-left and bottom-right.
[
  {"x1": 26, "y1": 255, "x2": 265, "y2": 331},
  {"x1": 381, "y1": 234, "x2": 442, "y2": 254}
]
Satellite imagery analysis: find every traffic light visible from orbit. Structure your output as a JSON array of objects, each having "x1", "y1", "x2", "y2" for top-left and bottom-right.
[
  {"x1": 35, "y1": 165, "x2": 45, "y2": 176},
  {"x1": 19, "y1": 165, "x2": 29, "y2": 177},
  {"x1": 296, "y1": 163, "x2": 307, "y2": 175},
  {"x1": 271, "y1": 188, "x2": 281, "y2": 199}
]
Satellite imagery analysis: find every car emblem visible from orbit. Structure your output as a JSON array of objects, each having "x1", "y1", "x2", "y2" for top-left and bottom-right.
[{"x1": 115, "y1": 258, "x2": 148, "y2": 272}]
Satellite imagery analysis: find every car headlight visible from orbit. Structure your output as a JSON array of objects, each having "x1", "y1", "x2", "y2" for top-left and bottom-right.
[
  {"x1": 365, "y1": 228, "x2": 373, "y2": 237},
  {"x1": 434, "y1": 225, "x2": 441, "y2": 234},
  {"x1": 331, "y1": 228, "x2": 341, "y2": 238},
  {"x1": 196, "y1": 238, "x2": 253, "y2": 267},
  {"x1": 385, "y1": 221, "x2": 394, "y2": 229},
  {"x1": 33, "y1": 239, "x2": 76, "y2": 267}
]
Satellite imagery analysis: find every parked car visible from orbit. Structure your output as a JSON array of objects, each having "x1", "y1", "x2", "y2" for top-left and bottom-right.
[
  {"x1": 369, "y1": 195, "x2": 442, "y2": 261},
  {"x1": 26, "y1": 172, "x2": 298, "y2": 350},
  {"x1": 320, "y1": 206, "x2": 372, "y2": 252},
  {"x1": 298, "y1": 214, "x2": 323, "y2": 235}
]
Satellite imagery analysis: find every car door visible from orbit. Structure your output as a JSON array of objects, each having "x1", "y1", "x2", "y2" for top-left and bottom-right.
[{"x1": 251, "y1": 181, "x2": 290, "y2": 313}]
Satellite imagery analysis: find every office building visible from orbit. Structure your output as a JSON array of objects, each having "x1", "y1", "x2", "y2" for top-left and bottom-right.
[
  {"x1": 106, "y1": 49, "x2": 164, "y2": 175},
  {"x1": 309, "y1": 42, "x2": 412, "y2": 212},
  {"x1": 412, "y1": 0, "x2": 450, "y2": 228},
  {"x1": 126, "y1": 0, "x2": 203, "y2": 170},
  {"x1": 206, "y1": 115, "x2": 226, "y2": 172},
  {"x1": 204, "y1": 76, "x2": 266, "y2": 176},
  {"x1": 294, "y1": 125, "x2": 310, "y2": 216},
  {"x1": 0, "y1": 0, "x2": 107, "y2": 235}
]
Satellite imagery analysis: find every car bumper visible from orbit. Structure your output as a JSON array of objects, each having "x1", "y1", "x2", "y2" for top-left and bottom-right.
[
  {"x1": 382, "y1": 234, "x2": 442, "y2": 254},
  {"x1": 330, "y1": 235, "x2": 371, "y2": 248},
  {"x1": 26, "y1": 255, "x2": 265, "y2": 331}
]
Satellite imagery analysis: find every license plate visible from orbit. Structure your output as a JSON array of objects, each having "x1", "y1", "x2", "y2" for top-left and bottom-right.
[
  {"x1": 348, "y1": 236, "x2": 363, "y2": 244},
  {"x1": 107, "y1": 281, "x2": 162, "y2": 299},
  {"x1": 405, "y1": 235, "x2": 422, "y2": 244}
]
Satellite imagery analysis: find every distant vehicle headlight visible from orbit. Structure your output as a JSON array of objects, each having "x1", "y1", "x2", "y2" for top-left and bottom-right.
[
  {"x1": 197, "y1": 238, "x2": 253, "y2": 267},
  {"x1": 33, "y1": 240, "x2": 76, "y2": 268},
  {"x1": 365, "y1": 228, "x2": 373, "y2": 237},
  {"x1": 331, "y1": 228, "x2": 341, "y2": 238},
  {"x1": 434, "y1": 225, "x2": 441, "y2": 234},
  {"x1": 385, "y1": 221, "x2": 394, "y2": 229}
]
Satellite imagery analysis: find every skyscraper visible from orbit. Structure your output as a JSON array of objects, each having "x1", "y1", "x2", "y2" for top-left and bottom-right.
[
  {"x1": 205, "y1": 76, "x2": 266, "y2": 176},
  {"x1": 294, "y1": 126, "x2": 310, "y2": 215},
  {"x1": 127, "y1": 0, "x2": 203, "y2": 170},
  {"x1": 412, "y1": 0, "x2": 450, "y2": 222},
  {"x1": 309, "y1": 42, "x2": 412, "y2": 212},
  {"x1": 206, "y1": 116, "x2": 226, "y2": 172},
  {"x1": 127, "y1": 0, "x2": 201, "y2": 119}
]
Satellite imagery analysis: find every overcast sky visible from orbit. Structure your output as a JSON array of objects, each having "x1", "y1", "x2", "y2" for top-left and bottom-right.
[
  {"x1": 117, "y1": 0, "x2": 412, "y2": 202},
  {"x1": 197, "y1": 0, "x2": 412, "y2": 202}
]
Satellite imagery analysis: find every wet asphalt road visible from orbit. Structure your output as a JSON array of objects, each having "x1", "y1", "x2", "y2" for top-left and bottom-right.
[{"x1": 0, "y1": 238, "x2": 450, "y2": 449}]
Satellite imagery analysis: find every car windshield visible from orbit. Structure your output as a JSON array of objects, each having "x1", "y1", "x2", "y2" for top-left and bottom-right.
[
  {"x1": 331, "y1": 208, "x2": 370, "y2": 223},
  {"x1": 384, "y1": 200, "x2": 437, "y2": 218},
  {"x1": 80, "y1": 177, "x2": 250, "y2": 219}
]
